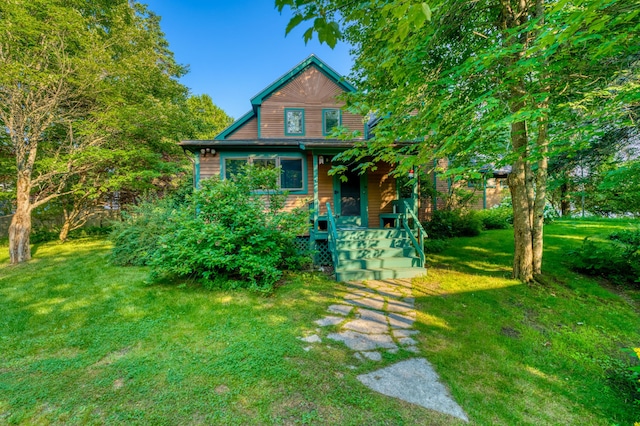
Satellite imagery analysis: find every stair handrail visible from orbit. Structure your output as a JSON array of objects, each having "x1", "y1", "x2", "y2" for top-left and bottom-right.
[
  {"x1": 325, "y1": 202, "x2": 339, "y2": 269},
  {"x1": 402, "y1": 199, "x2": 426, "y2": 267}
]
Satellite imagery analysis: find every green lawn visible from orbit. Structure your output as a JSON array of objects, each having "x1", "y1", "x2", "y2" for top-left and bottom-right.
[{"x1": 0, "y1": 219, "x2": 638, "y2": 425}]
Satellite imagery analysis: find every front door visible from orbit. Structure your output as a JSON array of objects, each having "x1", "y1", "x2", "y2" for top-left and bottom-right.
[{"x1": 334, "y1": 170, "x2": 368, "y2": 228}]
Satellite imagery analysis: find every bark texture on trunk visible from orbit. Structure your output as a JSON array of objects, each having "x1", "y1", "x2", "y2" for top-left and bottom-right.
[
  {"x1": 532, "y1": 117, "x2": 549, "y2": 276},
  {"x1": 509, "y1": 121, "x2": 534, "y2": 283},
  {"x1": 9, "y1": 175, "x2": 32, "y2": 264},
  {"x1": 59, "y1": 220, "x2": 71, "y2": 242}
]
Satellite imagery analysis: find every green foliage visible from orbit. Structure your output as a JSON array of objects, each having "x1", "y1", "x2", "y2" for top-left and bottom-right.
[
  {"x1": 589, "y1": 160, "x2": 640, "y2": 217},
  {"x1": 111, "y1": 166, "x2": 310, "y2": 291},
  {"x1": 278, "y1": 0, "x2": 640, "y2": 280},
  {"x1": 477, "y1": 206, "x2": 513, "y2": 230},
  {"x1": 423, "y1": 238, "x2": 449, "y2": 253},
  {"x1": 110, "y1": 195, "x2": 182, "y2": 267},
  {"x1": 186, "y1": 94, "x2": 234, "y2": 139},
  {"x1": 569, "y1": 228, "x2": 640, "y2": 286},
  {"x1": 423, "y1": 209, "x2": 483, "y2": 240},
  {"x1": 0, "y1": 0, "x2": 206, "y2": 261},
  {"x1": 2, "y1": 220, "x2": 640, "y2": 424}
]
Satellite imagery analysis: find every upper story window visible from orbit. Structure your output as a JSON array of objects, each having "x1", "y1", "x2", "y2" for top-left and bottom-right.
[
  {"x1": 285, "y1": 108, "x2": 305, "y2": 136},
  {"x1": 323, "y1": 109, "x2": 341, "y2": 135}
]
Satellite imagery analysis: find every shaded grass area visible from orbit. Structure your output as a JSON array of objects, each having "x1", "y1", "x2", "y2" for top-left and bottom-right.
[
  {"x1": 0, "y1": 239, "x2": 453, "y2": 425},
  {"x1": 1, "y1": 218, "x2": 638, "y2": 424},
  {"x1": 420, "y1": 218, "x2": 640, "y2": 425}
]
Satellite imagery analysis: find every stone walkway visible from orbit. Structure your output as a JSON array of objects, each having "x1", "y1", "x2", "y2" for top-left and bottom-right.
[
  {"x1": 320, "y1": 279, "x2": 418, "y2": 360},
  {"x1": 299, "y1": 278, "x2": 468, "y2": 422}
]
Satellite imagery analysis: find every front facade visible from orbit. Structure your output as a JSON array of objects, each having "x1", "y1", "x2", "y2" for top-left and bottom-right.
[{"x1": 180, "y1": 55, "x2": 426, "y2": 281}]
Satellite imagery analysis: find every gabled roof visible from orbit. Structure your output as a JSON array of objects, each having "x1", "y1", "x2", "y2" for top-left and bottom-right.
[
  {"x1": 214, "y1": 54, "x2": 355, "y2": 141},
  {"x1": 214, "y1": 110, "x2": 255, "y2": 141},
  {"x1": 250, "y1": 54, "x2": 356, "y2": 107}
]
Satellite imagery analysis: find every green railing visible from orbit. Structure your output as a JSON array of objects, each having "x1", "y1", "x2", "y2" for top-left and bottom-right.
[
  {"x1": 402, "y1": 199, "x2": 426, "y2": 267},
  {"x1": 326, "y1": 202, "x2": 339, "y2": 269}
]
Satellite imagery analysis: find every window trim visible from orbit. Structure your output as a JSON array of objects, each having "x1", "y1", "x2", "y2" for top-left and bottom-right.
[
  {"x1": 223, "y1": 156, "x2": 250, "y2": 180},
  {"x1": 284, "y1": 108, "x2": 305, "y2": 136},
  {"x1": 219, "y1": 152, "x2": 308, "y2": 194},
  {"x1": 322, "y1": 108, "x2": 342, "y2": 136},
  {"x1": 279, "y1": 156, "x2": 305, "y2": 191}
]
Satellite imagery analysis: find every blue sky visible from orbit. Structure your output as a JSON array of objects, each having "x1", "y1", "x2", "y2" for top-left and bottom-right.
[{"x1": 144, "y1": 1, "x2": 354, "y2": 119}]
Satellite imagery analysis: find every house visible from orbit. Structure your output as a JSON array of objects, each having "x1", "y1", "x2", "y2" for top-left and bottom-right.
[
  {"x1": 179, "y1": 55, "x2": 426, "y2": 281},
  {"x1": 422, "y1": 159, "x2": 510, "y2": 219}
]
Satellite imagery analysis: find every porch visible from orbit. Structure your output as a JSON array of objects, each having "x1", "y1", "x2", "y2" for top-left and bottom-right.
[{"x1": 309, "y1": 199, "x2": 426, "y2": 282}]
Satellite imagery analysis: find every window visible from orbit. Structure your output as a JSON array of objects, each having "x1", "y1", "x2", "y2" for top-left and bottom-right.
[
  {"x1": 280, "y1": 158, "x2": 303, "y2": 190},
  {"x1": 222, "y1": 155, "x2": 305, "y2": 192},
  {"x1": 224, "y1": 157, "x2": 248, "y2": 179},
  {"x1": 323, "y1": 109, "x2": 341, "y2": 135},
  {"x1": 253, "y1": 158, "x2": 276, "y2": 170},
  {"x1": 285, "y1": 108, "x2": 305, "y2": 135}
]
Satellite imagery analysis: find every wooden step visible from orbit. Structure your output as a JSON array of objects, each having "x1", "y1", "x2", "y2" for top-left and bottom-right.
[{"x1": 336, "y1": 267, "x2": 426, "y2": 282}]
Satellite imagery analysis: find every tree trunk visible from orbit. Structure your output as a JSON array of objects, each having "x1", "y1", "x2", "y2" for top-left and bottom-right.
[
  {"x1": 509, "y1": 147, "x2": 534, "y2": 282},
  {"x1": 9, "y1": 174, "x2": 32, "y2": 264},
  {"x1": 531, "y1": 0, "x2": 549, "y2": 277},
  {"x1": 560, "y1": 178, "x2": 570, "y2": 216},
  {"x1": 59, "y1": 220, "x2": 71, "y2": 242},
  {"x1": 532, "y1": 116, "x2": 549, "y2": 276}
]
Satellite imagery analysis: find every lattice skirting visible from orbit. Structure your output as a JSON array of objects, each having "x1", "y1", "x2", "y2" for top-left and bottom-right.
[{"x1": 293, "y1": 236, "x2": 333, "y2": 267}]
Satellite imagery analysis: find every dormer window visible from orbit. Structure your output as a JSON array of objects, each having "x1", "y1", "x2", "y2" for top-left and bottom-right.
[
  {"x1": 285, "y1": 108, "x2": 305, "y2": 136},
  {"x1": 323, "y1": 109, "x2": 341, "y2": 135}
]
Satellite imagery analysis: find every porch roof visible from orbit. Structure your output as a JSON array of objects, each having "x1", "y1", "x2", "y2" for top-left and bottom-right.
[{"x1": 179, "y1": 139, "x2": 361, "y2": 150}]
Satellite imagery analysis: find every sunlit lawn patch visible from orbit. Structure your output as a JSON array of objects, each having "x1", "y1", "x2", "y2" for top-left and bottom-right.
[{"x1": 0, "y1": 219, "x2": 638, "y2": 424}]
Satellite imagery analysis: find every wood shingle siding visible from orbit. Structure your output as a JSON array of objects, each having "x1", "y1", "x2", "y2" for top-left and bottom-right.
[
  {"x1": 367, "y1": 163, "x2": 396, "y2": 227},
  {"x1": 200, "y1": 154, "x2": 220, "y2": 180},
  {"x1": 317, "y1": 162, "x2": 334, "y2": 215},
  {"x1": 227, "y1": 116, "x2": 258, "y2": 139},
  {"x1": 260, "y1": 67, "x2": 365, "y2": 139}
]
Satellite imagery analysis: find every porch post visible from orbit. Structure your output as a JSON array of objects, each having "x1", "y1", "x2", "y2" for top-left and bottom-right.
[
  {"x1": 312, "y1": 153, "x2": 319, "y2": 228},
  {"x1": 194, "y1": 151, "x2": 201, "y2": 189}
]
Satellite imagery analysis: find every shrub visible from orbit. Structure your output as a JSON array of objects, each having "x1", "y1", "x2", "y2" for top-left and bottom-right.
[
  {"x1": 568, "y1": 228, "x2": 640, "y2": 286},
  {"x1": 423, "y1": 209, "x2": 483, "y2": 240},
  {"x1": 423, "y1": 238, "x2": 449, "y2": 253},
  {"x1": 110, "y1": 195, "x2": 180, "y2": 266},
  {"x1": 477, "y1": 206, "x2": 513, "y2": 230},
  {"x1": 111, "y1": 166, "x2": 310, "y2": 292},
  {"x1": 30, "y1": 228, "x2": 59, "y2": 244}
]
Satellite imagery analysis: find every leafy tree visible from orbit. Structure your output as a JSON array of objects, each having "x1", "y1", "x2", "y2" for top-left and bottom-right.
[
  {"x1": 548, "y1": 124, "x2": 639, "y2": 216},
  {"x1": 590, "y1": 160, "x2": 640, "y2": 216},
  {"x1": 277, "y1": 0, "x2": 640, "y2": 282},
  {"x1": 186, "y1": 94, "x2": 233, "y2": 139},
  {"x1": 0, "y1": 0, "x2": 190, "y2": 262}
]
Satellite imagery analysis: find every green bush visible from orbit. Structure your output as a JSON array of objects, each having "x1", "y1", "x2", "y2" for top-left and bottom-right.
[
  {"x1": 423, "y1": 209, "x2": 483, "y2": 239},
  {"x1": 423, "y1": 238, "x2": 449, "y2": 253},
  {"x1": 477, "y1": 206, "x2": 513, "y2": 230},
  {"x1": 568, "y1": 228, "x2": 640, "y2": 286},
  {"x1": 110, "y1": 195, "x2": 180, "y2": 266},
  {"x1": 30, "y1": 228, "x2": 59, "y2": 244},
  {"x1": 111, "y1": 166, "x2": 310, "y2": 292}
]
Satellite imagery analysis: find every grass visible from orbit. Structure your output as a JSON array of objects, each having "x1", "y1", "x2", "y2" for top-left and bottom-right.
[{"x1": 0, "y1": 218, "x2": 638, "y2": 425}]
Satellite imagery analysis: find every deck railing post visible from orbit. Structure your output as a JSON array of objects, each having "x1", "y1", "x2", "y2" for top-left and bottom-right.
[
  {"x1": 326, "y1": 202, "x2": 339, "y2": 270},
  {"x1": 402, "y1": 200, "x2": 426, "y2": 267}
]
